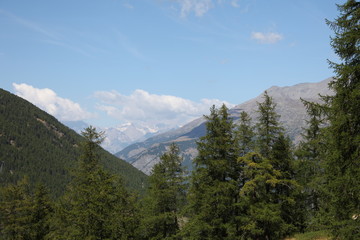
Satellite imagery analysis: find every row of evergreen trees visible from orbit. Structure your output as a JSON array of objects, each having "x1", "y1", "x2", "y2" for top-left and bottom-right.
[
  {"x1": 153, "y1": 97, "x2": 304, "y2": 240},
  {"x1": 1, "y1": 1, "x2": 359, "y2": 239}
]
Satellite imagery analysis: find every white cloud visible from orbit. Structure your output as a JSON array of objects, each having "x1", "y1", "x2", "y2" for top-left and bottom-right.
[
  {"x1": 171, "y1": 0, "x2": 248, "y2": 17},
  {"x1": 12, "y1": 83, "x2": 95, "y2": 121},
  {"x1": 94, "y1": 89, "x2": 234, "y2": 127},
  {"x1": 251, "y1": 31, "x2": 283, "y2": 44},
  {"x1": 176, "y1": 0, "x2": 213, "y2": 17},
  {"x1": 230, "y1": 0, "x2": 240, "y2": 8}
]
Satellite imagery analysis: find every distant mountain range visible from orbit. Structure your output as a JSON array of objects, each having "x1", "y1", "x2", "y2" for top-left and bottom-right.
[
  {"x1": 64, "y1": 121, "x2": 173, "y2": 154},
  {"x1": 0, "y1": 89, "x2": 148, "y2": 196},
  {"x1": 116, "y1": 78, "x2": 333, "y2": 175}
]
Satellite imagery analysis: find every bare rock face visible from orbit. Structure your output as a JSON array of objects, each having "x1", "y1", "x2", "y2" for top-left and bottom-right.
[
  {"x1": 117, "y1": 78, "x2": 333, "y2": 175},
  {"x1": 231, "y1": 78, "x2": 333, "y2": 143}
]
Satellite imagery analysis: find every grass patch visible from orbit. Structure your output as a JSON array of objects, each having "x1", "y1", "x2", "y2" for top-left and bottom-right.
[{"x1": 286, "y1": 230, "x2": 331, "y2": 240}]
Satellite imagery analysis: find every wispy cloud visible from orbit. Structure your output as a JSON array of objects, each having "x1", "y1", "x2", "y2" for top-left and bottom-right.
[
  {"x1": 170, "y1": 0, "x2": 249, "y2": 18},
  {"x1": 115, "y1": 31, "x2": 147, "y2": 61},
  {"x1": 94, "y1": 89, "x2": 234, "y2": 127},
  {"x1": 13, "y1": 83, "x2": 95, "y2": 121},
  {"x1": 0, "y1": 9, "x2": 96, "y2": 57},
  {"x1": 41, "y1": 39, "x2": 94, "y2": 58},
  {"x1": 251, "y1": 31, "x2": 283, "y2": 44},
  {"x1": 177, "y1": 0, "x2": 213, "y2": 17},
  {"x1": 123, "y1": 3, "x2": 134, "y2": 9},
  {"x1": 230, "y1": 0, "x2": 240, "y2": 8},
  {"x1": 0, "y1": 9, "x2": 61, "y2": 40}
]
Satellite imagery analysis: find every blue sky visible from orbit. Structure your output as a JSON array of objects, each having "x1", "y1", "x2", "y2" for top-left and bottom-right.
[{"x1": 0, "y1": 0, "x2": 342, "y2": 129}]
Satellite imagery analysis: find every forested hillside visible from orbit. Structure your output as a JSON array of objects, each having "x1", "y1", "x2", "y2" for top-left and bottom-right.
[{"x1": 0, "y1": 88, "x2": 148, "y2": 196}]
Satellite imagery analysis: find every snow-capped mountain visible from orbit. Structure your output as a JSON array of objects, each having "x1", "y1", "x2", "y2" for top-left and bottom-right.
[
  {"x1": 100, "y1": 123, "x2": 163, "y2": 153},
  {"x1": 63, "y1": 121, "x2": 173, "y2": 153},
  {"x1": 115, "y1": 123, "x2": 159, "y2": 142}
]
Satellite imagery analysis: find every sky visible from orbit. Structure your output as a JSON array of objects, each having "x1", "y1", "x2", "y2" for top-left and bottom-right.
[{"x1": 0, "y1": 0, "x2": 343, "y2": 129}]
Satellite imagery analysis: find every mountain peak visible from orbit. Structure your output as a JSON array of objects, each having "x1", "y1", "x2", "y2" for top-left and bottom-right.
[{"x1": 117, "y1": 78, "x2": 333, "y2": 175}]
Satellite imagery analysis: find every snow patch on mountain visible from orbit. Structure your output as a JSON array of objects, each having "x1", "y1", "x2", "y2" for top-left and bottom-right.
[{"x1": 63, "y1": 120, "x2": 176, "y2": 153}]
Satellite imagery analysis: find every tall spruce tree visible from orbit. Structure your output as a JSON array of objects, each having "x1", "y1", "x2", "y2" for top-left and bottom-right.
[
  {"x1": 254, "y1": 92, "x2": 299, "y2": 235},
  {"x1": 183, "y1": 104, "x2": 241, "y2": 239},
  {"x1": 50, "y1": 126, "x2": 139, "y2": 239},
  {"x1": 238, "y1": 152, "x2": 298, "y2": 240},
  {"x1": 255, "y1": 92, "x2": 293, "y2": 176},
  {"x1": 141, "y1": 143, "x2": 187, "y2": 240},
  {"x1": 30, "y1": 184, "x2": 53, "y2": 239},
  {"x1": 255, "y1": 91, "x2": 283, "y2": 159},
  {"x1": 236, "y1": 111, "x2": 255, "y2": 156},
  {"x1": 295, "y1": 100, "x2": 326, "y2": 230},
  {"x1": 323, "y1": 1, "x2": 360, "y2": 238}
]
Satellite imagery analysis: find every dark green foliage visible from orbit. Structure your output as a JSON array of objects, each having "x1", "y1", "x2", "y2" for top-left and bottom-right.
[
  {"x1": 295, "y1": 100, "x2": 327, "y2": 230},
  {"x1": 183, "y1": 105, "x2": 241, "y2": 239},
  {"x1": 255, "y1": 91, "x2": 284, "y2": 158},
  {"x1": 254, "y1": 92, "x2": 300, "y2": 236},
  {"x1": 195, "y1": 105, "x2": 239, "y2": 182},
  {"x1": 255, "y1": 91, "x2": 294, "y2": 182},
  {"x1": 141, "y1": 143, "x2": 187, "y2": 240},
  {"x1": 50, "y1": 127, "x2": 139, "y2": 239},
  {"x1": 236, "y1": 111, "x2": 255, "y2": 156},
  {"x1": 0, "y1": 177, "x2": 53, "y2": 240},
  {"x1": 270, "y1": 133, "x2": 293, "y2": 177},
  {"x1": 270, "y1": 133, "x2": 302, "y2": 232},
  {"x1": 0, "y1": 177, "x2": 33, "y2": 239},
  {"x1": 238, "y1": 152, "x2": 298, "y2": 240},
  {"x1": 0, "y1": 88, "x2": 148, "y2": 197},
  {"x1": 30, "y1": 184, "x2": 54, "y2": 239},
  {"x1": 323, "y1": 0, "x2": 360, "y2": 238}
]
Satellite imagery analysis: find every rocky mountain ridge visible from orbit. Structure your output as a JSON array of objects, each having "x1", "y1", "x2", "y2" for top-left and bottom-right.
[{"x1": 116, "y1": 78, "x2": 333, "y2": 174}]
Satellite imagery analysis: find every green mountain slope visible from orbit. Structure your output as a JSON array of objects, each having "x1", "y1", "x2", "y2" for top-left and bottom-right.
[{"x1": 0, "y1": 88, "x2": 148, "y2": 197}]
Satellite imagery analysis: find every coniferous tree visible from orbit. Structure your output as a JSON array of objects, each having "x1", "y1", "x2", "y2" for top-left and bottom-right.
[
  {"x1": 323, "y1": 1, "x2": 360, "y2": 238},
  {"x1": 270, "y1": 133, "x2": 301, "y2": 233},
  {"x1": 255, "y1": 92, "x2": 293, "y2": 177},
  {"x1": 30, "y1": 184, "x2": 53, "y2": 240},
  {"x1": 141, "y1": 143, "x2": 187, "y2": 240},
  {"x1": 236, "y1": 111, "x2": 255, "y2": 156},
  {"x1": 253, "y1": 92, "x2": 299, "y2": 236},
  {"x1": 183, "y1": 104, "x2": 241, "y2": 239},
  {"x1": 0, "y1": 177, "x2": 33, "y2": 239},
  {"x1": 295, "y1": 100, "x2": 326, "y2": 230},
  {"x1": 50, "y1": 126, "x2": 139, "y2": 239},
  {"x1": 238, "y1": 152, "x2": 298, "y2": 240},
  {"x1": 255, "y1": 91, "x2": 283, "y2": 159},
  {"x1": 0, "y1": 178, "x2": 53, "y2": 240}
]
